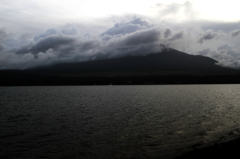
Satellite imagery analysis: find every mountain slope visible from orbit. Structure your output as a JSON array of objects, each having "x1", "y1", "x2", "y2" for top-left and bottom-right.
[
  {"x1": 0, "y1": 48, "x2": 239, "y2": 85},
  {"x1": 31, "y1": 48, "x2": 228, "y2": 74}
]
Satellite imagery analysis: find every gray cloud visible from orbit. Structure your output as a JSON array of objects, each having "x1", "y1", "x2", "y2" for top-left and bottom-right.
[
  {"x1": 17, "y1": 36, "x2": 74, "y2": 55},
  {"x1": 0, "y1": 30, "x2": 7, "y2": 40},
  {"x1": 0, "y1": 45, "x2": 3, "y2": 51},
  {"x1": 164, "y1": 29, "x2": 172, "y2": 38},
  {"x1": 101, "y1": 18, "x2": 149, "y2": 37},
  {"x1": 232, "y1": 30, "x2": 240, "y2": 37},
  {"x1": 156, "y1": 1, "x2": 195, "y2": 20},
  {"x1": 198, "y1": 33, "x2": 216, "y2": 44},
  {"x1": 0, "y1": 1, "x2": 240, "y2": 69},
  {"x1": 34, "y1": 29, "x2": 58, "y2": 42},
  {"x1": 160, "y1": 3, "x2": 181, "y2": 15},
  {"x1": 7, "y1": 19, "x2": 161, "y2": 69},
  {"x1": 1, "y1": 16, "x2": 240, "y2": 69},
  {"x1": 95, "y1": 28, "x2": 162, "y2": 59},
  {"x1": 202, "y1": 22, "x2": 240, "y2": 32},
  {"x1": 215, "y1": 45, "x2": 240, "y2": 67},
  {"x1": 123, "y1": 29, "x2": 160, "y2": 46},
  {"x1": 169, "y1": 32, "x2": 184, "y2": 41},
  {"x1": 0, "y1": 29, "x2": 8, "y2": 51}
]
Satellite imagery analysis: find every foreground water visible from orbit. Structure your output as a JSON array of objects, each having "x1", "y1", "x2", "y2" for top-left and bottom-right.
[{"x1": 1, "y1": 85, "x2": 240, "y2": 159}]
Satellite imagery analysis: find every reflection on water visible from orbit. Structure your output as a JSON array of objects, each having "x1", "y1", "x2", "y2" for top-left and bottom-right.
[{"x1": 1, "y1": 85, "x2": 240, "y2": 159}]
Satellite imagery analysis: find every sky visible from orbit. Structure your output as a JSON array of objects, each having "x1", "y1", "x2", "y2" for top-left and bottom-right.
[{"x1": 0, "y1": 0, "x2": 240, "y2": 69}]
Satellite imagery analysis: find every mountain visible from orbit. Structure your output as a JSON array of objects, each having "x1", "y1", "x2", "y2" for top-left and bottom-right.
[
  {"x1": 31, "y1": 48, "x2": 229, "y2": 74},
  {"x1": 0, "y1": 48, "x2": 239, "y2": 85}
]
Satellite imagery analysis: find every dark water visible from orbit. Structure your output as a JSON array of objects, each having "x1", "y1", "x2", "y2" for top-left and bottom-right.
[{"x1": 1, "y1": 85, "x2": 240, "y2": 159}]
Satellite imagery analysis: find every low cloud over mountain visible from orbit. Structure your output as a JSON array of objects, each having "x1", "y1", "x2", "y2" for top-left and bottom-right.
[{"x1": 0, "y1": 11, "x2": 240, "y2": 69}]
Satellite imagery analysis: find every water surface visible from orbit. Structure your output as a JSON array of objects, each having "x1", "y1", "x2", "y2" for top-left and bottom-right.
[{"x1": 1, "y1": 85, "x2": 240, "y2": 159}]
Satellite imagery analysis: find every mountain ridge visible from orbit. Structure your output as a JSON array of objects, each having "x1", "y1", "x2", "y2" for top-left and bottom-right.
[
  {"x1": 30, "y1": 48, "x2": 226, "y2": 73},
  {"x1": 0, "y1": 48, "x2": 239, "y2": 85}
]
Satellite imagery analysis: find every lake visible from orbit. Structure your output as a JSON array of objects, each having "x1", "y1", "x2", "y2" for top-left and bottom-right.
[{"x1": 1, "y1": 85, "x2": 240, "y2": 159}]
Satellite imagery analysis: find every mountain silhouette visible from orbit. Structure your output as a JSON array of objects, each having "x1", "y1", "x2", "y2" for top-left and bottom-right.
[
  {"x1": 31, "y1": 48, "x2": 229, "y2": 74},
  {"x1": 0, "y1": 48, "x2": 239, "y2": 85}
]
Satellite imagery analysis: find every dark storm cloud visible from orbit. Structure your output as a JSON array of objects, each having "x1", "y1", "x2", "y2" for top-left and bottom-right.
[
  {"x1": 198, "y1": 33, "x2": 216, "y2": 43},
  {"x1": 169, "y1": 32, "x2": 183, "y2": 41},
  {"x1": 232, "y1": 30, "x2": 240, "y2": 37},
  {"x1": 75, "y1": 41, "x2": 99, "y2": 52},
  {"x1": 94, "y1": 18, "x2": 163, "y2": 59},
  {"x1": 12, "y1": 17, "x2": 159, "y2": 66},
  {"x1": 31, "y1": 36, "x2": 74, "y2": 53},
  {"x1": 17, "y1": 36, "x2": 74, "y2": 54},
  {"x1": 94, "y1": 28, "x2": 163, "y2": 60},
  {"x1": 56, "y1": 40, "x2": 100, "y2": 59}
]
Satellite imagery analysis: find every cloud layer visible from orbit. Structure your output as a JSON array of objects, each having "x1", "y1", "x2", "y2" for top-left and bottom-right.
[
  {"x1": 0, "y1": 1, "x2": 240, "y2": 69},
  {"x1": 1, "y1": 16, "x2": 240, "y2": 69}
]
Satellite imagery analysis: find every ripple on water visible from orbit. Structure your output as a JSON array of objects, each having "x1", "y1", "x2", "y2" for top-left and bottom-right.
[{"x1": 0, "y1": 85, "x2": 240, "y2": 159}]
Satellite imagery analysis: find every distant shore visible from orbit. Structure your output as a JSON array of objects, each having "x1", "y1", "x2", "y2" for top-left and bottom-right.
[{"x1": 1, "y1": 70, "x2": 240, "y2": 86}]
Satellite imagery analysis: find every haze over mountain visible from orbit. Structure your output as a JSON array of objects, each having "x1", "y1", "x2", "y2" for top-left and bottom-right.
[
  {"x1": 1, "y1": 48, "x2": 239, "y2": 85},
  {"x1": 31, "y1": 48, "x2": 228, "y2": 74}
]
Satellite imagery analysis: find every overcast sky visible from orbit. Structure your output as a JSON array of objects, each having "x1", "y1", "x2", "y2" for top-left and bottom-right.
[{"x1": 0, "y1": 0, "x2": 240, "y2": 69}]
